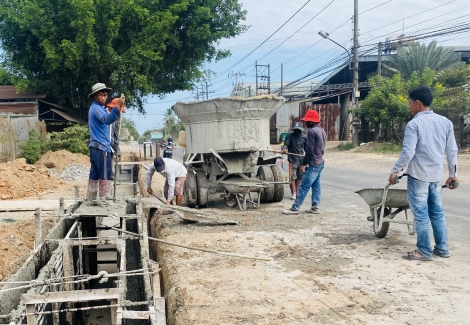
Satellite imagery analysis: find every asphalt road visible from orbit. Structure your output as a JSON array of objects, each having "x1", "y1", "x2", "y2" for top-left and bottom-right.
[
  {"x1": 320, "y1": 165, "x2": 470, "y2": 243},
  {"x1": 171, "y1": 146, "x2": 468, "y2": 243}
]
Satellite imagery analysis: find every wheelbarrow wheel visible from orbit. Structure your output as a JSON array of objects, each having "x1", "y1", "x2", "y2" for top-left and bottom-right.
[
  {"x1": 257, "y1": 165, "x2": 274, "y2": 203},
  {"x1": 374, "y1": 207, "x2": 390, "y2": 238}
]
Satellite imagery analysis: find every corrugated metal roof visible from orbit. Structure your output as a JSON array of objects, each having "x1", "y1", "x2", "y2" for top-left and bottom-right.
[
  {"x1": 50, "y1": 109, "x2": 86, "y2": 124},
  {"x1": 0, "y1": 102, "x2": 37, "y2": 114},
  {"x1": 0, "y1": 86, "x2": 46, "y2": 100}
]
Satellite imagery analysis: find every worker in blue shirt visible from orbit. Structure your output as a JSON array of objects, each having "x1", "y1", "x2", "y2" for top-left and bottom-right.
[{"x1": 87, "y1": 83, "x2": 125, "y2": 202}]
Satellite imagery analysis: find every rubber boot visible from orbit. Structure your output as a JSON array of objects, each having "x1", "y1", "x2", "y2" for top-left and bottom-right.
[
  {"x1": 99, "y1": 180, "x2": 112, "y2": 202},
  {"x1": 87, "y1": 180, "x2": 99, "y2": 205}
]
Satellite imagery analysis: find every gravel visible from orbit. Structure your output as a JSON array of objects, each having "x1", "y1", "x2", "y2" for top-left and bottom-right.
[{"x1": 49, "y1": 163, "x2": 90, "y2": 181}]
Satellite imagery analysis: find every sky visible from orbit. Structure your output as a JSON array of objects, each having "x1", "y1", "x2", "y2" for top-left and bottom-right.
[{"x1": 127, "y1": 0, "x2": 470, "y2": 134}]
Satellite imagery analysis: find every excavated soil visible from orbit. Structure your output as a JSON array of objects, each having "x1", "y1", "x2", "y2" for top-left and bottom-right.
[
  {"x1": 0, "y1": 158, "x2": 66, "y2": 200},
  {"x1": 35, "y1": 150, "x2": 90, "y2": 173},
  {"x1": 0, "y1": 215, "x2": 54, "y2": 281}
]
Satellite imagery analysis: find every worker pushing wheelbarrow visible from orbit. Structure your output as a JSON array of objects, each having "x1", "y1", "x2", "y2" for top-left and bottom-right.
[{"x1": 357, "y1": 85, "x2": 459, "y2": 262}]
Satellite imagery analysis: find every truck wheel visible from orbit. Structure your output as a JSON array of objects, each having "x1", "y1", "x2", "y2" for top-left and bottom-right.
[
  {"x1": 270, "y1": 164, "x2": 285, "y2": 202},
  {"x1": 184, "y1": 171, "x2": 197, "y2": 208},
  {"x1": 196, "y1": 170, "x2": 208, "y2": 208},
  {"x1": 257, "y1": 165, "x2": 274, "y2": 203}
]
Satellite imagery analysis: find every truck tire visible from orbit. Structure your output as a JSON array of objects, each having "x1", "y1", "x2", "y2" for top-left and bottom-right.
[
  {"x1": 185, "y1": 171, "x2": 197, "y2": 208},
  {"x1": 257, "y1": 165, "x2": 274, "y2": 203},
  {"x1": 270, "y1": 164, "x2": 285, "y2": 202},
  {"x1": 196, "y1": 170, "x2": 208, "y2": 208}
]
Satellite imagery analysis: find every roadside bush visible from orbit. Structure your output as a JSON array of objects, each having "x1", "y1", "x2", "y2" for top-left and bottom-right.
[
  {"x1": 19, "y1": 129, "x2": 48, "y2": 164},
  {"x1": 338, "y1": 142, "x2": 354, "y2": 151},
  {"x1": 49, "y1": 125, "x2": 90, "y2": 155},
  {"x1": 371, "y1": 142, "x2": 402, "y2": 154}
]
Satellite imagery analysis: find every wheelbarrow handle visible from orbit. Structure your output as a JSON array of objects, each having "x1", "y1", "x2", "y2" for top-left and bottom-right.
[{"x1": 443, "y1": 181, "x2": 459, "y2": 189}]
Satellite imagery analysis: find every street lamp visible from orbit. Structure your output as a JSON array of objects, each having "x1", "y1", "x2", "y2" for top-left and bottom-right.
[
  {"x1": 318, "y1": 30, "x2": 351, "y2": 63},
  {"x1": 318, "y1": 30, "x2": 359, "y2": 145}
]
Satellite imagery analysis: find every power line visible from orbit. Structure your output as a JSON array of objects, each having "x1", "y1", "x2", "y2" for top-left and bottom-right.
[
  {"x1": 257, "y1": 0, "x2": 336, "y2": 62},
  {"x1": 212, "y1": 0, "x2": 312, "y2": 80}
]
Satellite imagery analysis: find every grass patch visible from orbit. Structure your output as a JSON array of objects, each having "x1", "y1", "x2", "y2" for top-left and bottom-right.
[
  {"x1": 371, "y1": 142, "x2": 402, "y2": 154},
  {"x1": 338, "y1": 142, "x2": 355, "y2": 151}
]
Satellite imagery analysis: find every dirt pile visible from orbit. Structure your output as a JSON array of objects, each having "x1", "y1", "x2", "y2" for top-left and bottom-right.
[
  {"x1": 35, "y1": 150, "x2": 90, "y2": 173},
  {"x1": 0, "y1": 158, "x2": 67, "y2": 199},
  {"x1": 0, "y1": 217, "x2": 54, "y2": 281},
  {"x1": 355, "y1": 141, "x2": 381, "y2": 152}
]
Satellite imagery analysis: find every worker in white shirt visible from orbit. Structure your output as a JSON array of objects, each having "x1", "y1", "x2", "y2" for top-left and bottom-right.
[{"x1": 146, "y1": 157, "x2": 187, "y2": 205}]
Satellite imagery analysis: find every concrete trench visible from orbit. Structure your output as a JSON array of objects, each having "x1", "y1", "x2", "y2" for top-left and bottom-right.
[{"x1": 0, "y1": 161, "x2": 167, "y2": 325}]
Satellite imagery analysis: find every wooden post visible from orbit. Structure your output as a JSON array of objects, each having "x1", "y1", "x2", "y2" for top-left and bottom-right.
[
  {"x1": 34, "y1": 208, "x2": 42, "y2": 249},
  {"x1": 59, "y1": 197, "x2": 65, "y2": 215},
  {"x1": 26, "y1": 304, "x2": 37, "y2": 325}
]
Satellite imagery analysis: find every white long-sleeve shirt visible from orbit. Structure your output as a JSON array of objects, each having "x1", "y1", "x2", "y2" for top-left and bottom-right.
[
  {"x1": 146, "y1": 158, "x2": 187, "y2": 201},
  {"x1": 391, "y1": 110, "x2": 458, "y2": 182}
]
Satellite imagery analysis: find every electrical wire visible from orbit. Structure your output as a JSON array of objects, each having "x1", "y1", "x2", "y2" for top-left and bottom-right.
[
  {"x1": 257, "y1": 0, "x2": 336, "y2": 63},
  {"x1": 212, "y1": 0, "x2": 312, "y2": 79}
]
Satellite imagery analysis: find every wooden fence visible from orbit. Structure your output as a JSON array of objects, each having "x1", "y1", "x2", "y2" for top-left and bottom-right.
[{"x1": 0, "y1": 114, "x2": 46, "y2": 161}]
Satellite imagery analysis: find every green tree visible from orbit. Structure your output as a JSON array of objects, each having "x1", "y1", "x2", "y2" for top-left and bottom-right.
[
  {"x1": 358, "y1": 74, "x2": 409, "y2": 141},
  {"x1": 383, "y1": 41, "x2": 462, "y2": 80},
  {"x1": 141, "y1": 130, "x2": 152, "y2": 141},
  {"x1": 48, "y1": 125, "x2": 90, "y2": 155},
  {"x1": 0, "y1": 0, "x2": 247, "y2": 117},
  {"x1": 121, "y1": 117, "x2": 139, "y2": 140},
  {"x1": 0, "y1": 67, "x2": 14, "y2": 85},
  {"x1": 359, "y1": 68, "x2": 448, "y2": 141},
  {"x1": 19, "y1": 129, "x2": 48, "y2": 164}
]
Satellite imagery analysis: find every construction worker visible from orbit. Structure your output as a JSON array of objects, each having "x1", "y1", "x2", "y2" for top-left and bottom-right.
[
  {"x1": 281, "y1": 122, "x2": 307, "y2": 200},
  {"x1": 87, "y1": 83, "x2": 125, "y2": 202},
  {"x1": 146, "y1": 157, "x2": 187, "y2": 205}
]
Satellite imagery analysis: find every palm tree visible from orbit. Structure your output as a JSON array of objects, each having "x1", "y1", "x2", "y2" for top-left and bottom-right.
[{"x1": 383, "y1": 41, "x2": 462, "y2": 79}]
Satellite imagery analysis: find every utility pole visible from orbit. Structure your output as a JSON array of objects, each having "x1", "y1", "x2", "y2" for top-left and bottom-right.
[
  {"x1": 248, "y1": 86, "x2": 252, "y2": 97},
  {"x1": 351, "y1": 0, "x2": 360, "y2": 147},
  {"x1": 280, "y1": 63, "x2": 283, "y2": 97},
  {"x1": 255, "y1": 60, "x2": 258, "y2": 96},
  {"x1": 255, "y1": 61, "x2": 271, "y2": 95},
  {"x1": 377, "y1": 42, "x2": 383, "y2": 76},
  {"x1": 229, "y1": 72, "x2": 245, "y2": 97}
]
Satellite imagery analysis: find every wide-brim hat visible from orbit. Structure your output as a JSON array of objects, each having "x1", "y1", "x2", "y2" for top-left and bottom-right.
[
  {"x1": 106, "y1": 98, "x2": 126, "y2": 113},
  {"x1": 301, "y1": 110, "x2": 320, "y2": 123},
  {"x1": 88, "y1": 83, "x2": 113, "y2": 99},
  {"x1": 291, "y1": 122, "x2": 304, "y2": 131},
  {"x1": 154, "y1": 157, "x2": 165, "y2": 172}
]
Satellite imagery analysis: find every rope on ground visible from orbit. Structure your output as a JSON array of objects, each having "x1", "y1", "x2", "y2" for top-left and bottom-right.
[{"x1": 103, "y1": 224, "x2": 273, "y2": 261}]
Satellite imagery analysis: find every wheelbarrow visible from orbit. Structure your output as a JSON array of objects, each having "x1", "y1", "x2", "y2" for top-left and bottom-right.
[
  {"x1": 218, "y1": 178, "x2": 269, "y2": 211},
  {"x1": 356, "y1": 176, "x2": 459, "y2": 238},
  {"x1": 355, "y1": 183, "x2": 413, "y2": 238}
]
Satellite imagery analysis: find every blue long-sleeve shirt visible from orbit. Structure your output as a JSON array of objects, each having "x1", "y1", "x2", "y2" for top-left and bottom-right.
[
  {"x1": 391, "y1": 110, "x2": 458, "y2": 182},
  {"x1": 88, "y1": 101, "x2": 119, "y2": 152}
]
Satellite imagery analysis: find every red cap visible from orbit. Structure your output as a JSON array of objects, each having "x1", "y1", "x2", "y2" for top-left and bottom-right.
[
  {"x1": 107, "y1": 98, "x2": 126, "y2": 113},
  {"x1": 301, "y1": 110, "x2": 320, "y2": 123}
]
